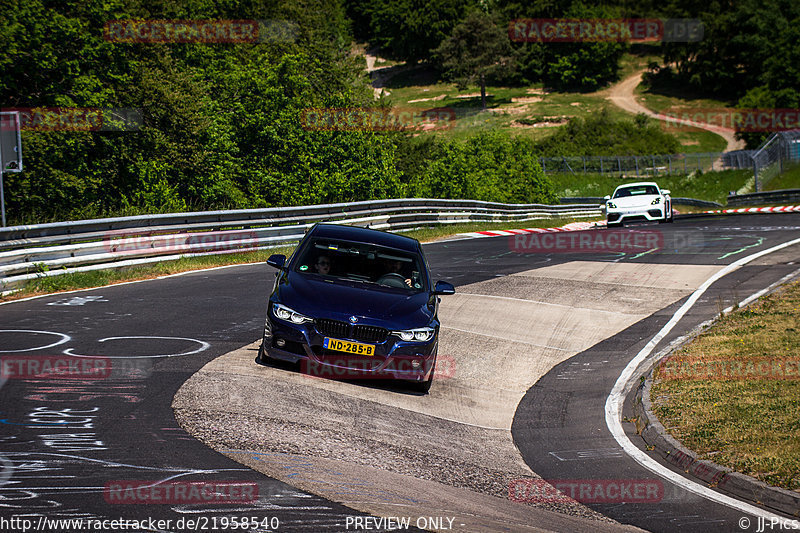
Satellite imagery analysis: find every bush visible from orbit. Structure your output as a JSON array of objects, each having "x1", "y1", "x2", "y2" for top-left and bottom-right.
[
  {"x1": 536, "y1": 109, "x2": 681, "y2": 156},
  {"x1": 399, "y1": 131, "x2": 557, "y2": 204}
]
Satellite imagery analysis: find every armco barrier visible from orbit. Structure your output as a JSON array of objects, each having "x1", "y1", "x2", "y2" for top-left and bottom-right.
[
  {"x1": 559, "y1": 196, "x2": 722, "y2": 208},
  {"x1": 0, "y1": 198, "x2": 601, "y2": 294},
  {"x1": 726, "y1": 188, "x2": 800, "y2": 207}
]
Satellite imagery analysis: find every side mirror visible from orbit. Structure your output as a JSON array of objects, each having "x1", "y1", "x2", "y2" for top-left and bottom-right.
[
  {"x1": 433, "y1": 280, "x2": 455, "y2": 295},
  {"x1": 267, "y1": 254, "x2": 286, "y2": 270},
  {"x1": 661, "y1": 189, "x2": 670, "y2": 195},
  {"x1": 603, "y1": 195, "x2": 611, "y2": 201}
]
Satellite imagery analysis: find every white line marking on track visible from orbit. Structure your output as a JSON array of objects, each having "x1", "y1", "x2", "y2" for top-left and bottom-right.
[
  {"x1": 605, "y1": 236, "x2": 800, "y2": 520},
  {"x1": 63, "y1": 336, "x2": 210, "y2": 358},
  {"x1": 0, "y1": 330, "x2": 71, "y2": 353}
]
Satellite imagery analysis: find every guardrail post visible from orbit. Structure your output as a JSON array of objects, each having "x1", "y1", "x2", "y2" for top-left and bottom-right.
[
  {"x1": 754, "y1": 158, "x2": 759, "y2": 192},
  {"x1": 0, "y1": 169, "x2": 5, "y2": 227}
]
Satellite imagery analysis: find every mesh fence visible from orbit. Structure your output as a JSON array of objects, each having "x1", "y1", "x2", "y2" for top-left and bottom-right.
[
  {"x1": 539, "y1": 152, "x2": 737, "y2": 176},
  {"x1": 751, "y1": 130, "x2": 800, "y2": 190},
  {"x1": 539, "y1": 130, "x2": 800, "y2": 192}
]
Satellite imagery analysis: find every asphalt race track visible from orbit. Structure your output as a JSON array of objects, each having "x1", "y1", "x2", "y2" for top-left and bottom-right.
[{"x1": 1, "y1": 213, "x2": 798, "y2": 533}]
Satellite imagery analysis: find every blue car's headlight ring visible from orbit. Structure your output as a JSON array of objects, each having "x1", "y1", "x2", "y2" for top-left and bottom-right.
[
  {"x1": 272, "y1": 303, "x2": 314, "y2": 325},
  {"x1": 391, "y1": 327, "x2": 435, "y2": 342}
]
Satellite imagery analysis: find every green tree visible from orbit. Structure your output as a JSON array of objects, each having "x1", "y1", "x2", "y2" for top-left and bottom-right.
[
  {"x1": 359, "y1": 0, "x2": 471, "y2": 63},
  {"x1": 434, "y1": 11, "x2": 516, "y2": 110},
  {"x1": 494, "y1": 1, "x2": 626, "y2": 91}
]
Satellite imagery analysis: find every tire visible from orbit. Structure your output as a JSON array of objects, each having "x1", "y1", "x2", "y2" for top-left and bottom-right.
[
  {"x1": 412, "y1": 355, "x2": 436, "y2": 394},
  {"x1": 660, "y1": 204, "x2": 674, "y2": 223},
  {"x1": 255, "y1": 342, "x2": 271, "y2": 365}
]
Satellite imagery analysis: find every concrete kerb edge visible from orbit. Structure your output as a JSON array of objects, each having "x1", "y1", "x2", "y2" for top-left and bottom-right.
[{"x1": 632, "y1": 286, "x2": 800, "y2": 518}]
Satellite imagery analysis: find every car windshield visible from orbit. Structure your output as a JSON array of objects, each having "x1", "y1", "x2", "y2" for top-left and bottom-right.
[
  {"x1": 613, "y1": 185, "x2": 659, "y2": 198},
  {"x1": 294, "y1": 238, "x2": 426, "y2": 291}
]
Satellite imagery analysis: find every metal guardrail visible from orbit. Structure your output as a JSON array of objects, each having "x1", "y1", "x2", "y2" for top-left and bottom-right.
[
  {"x1": 559, "y1": 196, "x2": 723, "y2": 208},
  {"x1": 0, "y1": 198, "x2": 601, "y2": 294},
  {"x1": 726, "y1": 189, "x2": 800, "y2": 207}
]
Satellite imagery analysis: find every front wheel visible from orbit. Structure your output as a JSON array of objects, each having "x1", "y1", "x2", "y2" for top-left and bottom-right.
[
  {"x1": 659, "y1": 204, "x2": 674, "y2": 223},
  {"x1": 255, "y1": 343, "x2": 272, "y2": 365},
  {"x1": 412, "y1": 355, "x2": 436, "y2": 394}
]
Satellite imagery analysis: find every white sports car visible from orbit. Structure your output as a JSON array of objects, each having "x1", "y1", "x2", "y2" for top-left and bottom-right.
[{"x1": 604, "y1": 182, "x2": 673, "y2": 227}]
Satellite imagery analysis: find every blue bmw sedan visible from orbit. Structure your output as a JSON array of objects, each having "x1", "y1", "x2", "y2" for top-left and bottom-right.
[{"x1": 256, "y1": 223, "x2": 455, "y2": 392}]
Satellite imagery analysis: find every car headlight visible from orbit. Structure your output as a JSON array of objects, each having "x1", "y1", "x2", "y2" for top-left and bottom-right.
[
  {"x1": 391, "y1": 327, "x2": 435, "y2": 342},
  {"x1": 272, "y1": 303, "x2": 313, "y2": 324},
  {"x1": 607, "y1": 202, "x2": 617, "y2": 209},
  {"x1": 651, "y1": 197, "x2": 661, "y2": 205}
]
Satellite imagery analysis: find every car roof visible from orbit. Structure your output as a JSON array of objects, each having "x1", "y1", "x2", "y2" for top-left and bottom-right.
[
  {"x1": 309, "y1": 223, "x2": 420, "y2": 253},
  {"x1": 614, "y1": 181, "x2": 659, "y2": 189}
]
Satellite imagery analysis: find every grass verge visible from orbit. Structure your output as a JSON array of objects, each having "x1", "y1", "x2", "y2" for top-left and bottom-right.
[
  {"x1": 0, "y1": 216, "x2": 602, "y2": 302},
  {"x1": 764, "y1": 162, "x2": 800, "y2": 191},
  {"x1": 650, "y1": 280, "x2": 800, "y2": 491}
]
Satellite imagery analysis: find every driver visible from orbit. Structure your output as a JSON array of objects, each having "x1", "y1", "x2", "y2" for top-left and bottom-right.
[{"x1": 384, "y1": 259, "x2": 411, "y2": 287}]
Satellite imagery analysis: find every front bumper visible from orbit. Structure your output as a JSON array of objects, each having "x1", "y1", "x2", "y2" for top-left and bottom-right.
[
  {"x1": 607, "y1": 206, "x2": 666, "y2": 224},
  {"x1": 260, "y1": 315, "x2": 437, "y2": 383}
]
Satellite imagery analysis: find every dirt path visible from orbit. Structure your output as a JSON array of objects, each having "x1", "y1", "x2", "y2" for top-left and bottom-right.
[{"x1": 606, "y1": 70, "x2": 745, "y2": 152}]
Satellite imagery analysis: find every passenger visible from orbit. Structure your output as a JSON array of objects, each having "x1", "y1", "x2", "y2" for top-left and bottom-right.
[{"x1": 314, "y1": 255, "x2": 331, "y2": 275}]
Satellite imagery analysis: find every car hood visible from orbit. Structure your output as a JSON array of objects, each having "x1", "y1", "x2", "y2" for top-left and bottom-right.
[
  {"x1": 276, "y1": 273, "x2": 434, "y2": 328},
  {"x1": 610, "y1": 195, "x2": 661, "y2": 208}
]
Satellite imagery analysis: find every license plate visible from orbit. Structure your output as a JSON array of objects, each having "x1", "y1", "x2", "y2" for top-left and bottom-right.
[{"x1": 323, "y1": 337, "x2": 375, "y2": 356}]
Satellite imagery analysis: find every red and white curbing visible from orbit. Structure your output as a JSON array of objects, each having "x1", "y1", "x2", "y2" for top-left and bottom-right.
[
  {"x1": 702, "y1": 205, "x2": 800, "y2": 214},
  {"x1": 459, "y1": 220, "x2": 605, "y2": 239},
  {"x1": 458, "y1": 205, "x2": 800, "y2": 239}
]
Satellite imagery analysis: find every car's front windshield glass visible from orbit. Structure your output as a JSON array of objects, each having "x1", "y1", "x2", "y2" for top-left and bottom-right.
[
  {"x1": 613, "y1": 185, "x2": 659, "y2": 198},
  {"x1": 294, "y1": 238, "x2": 426, "y2": 291}
]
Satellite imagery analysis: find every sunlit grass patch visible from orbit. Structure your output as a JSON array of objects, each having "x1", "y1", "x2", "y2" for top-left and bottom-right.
[{"x1": 651, "y1": 280, "x2": 800, "y2": 491}]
